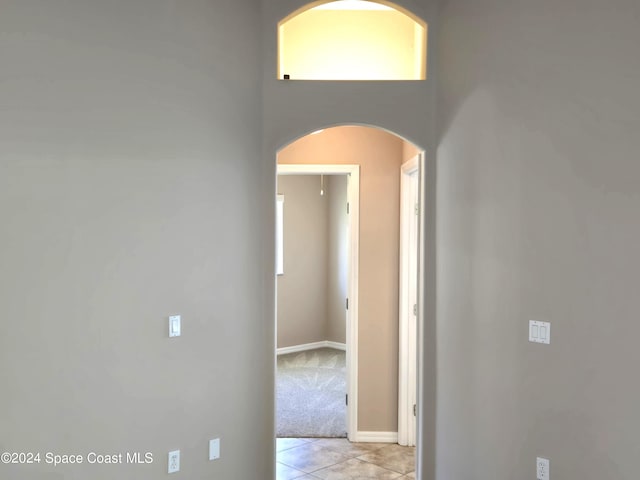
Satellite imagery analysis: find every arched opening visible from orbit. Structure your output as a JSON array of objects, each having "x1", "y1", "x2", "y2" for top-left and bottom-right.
[
  {"x1": 277, "y1": 1, "x2": 427, "y2": 80},
  {"x1": 274, "y1": 125, "x2": 426, "y2": 477}
]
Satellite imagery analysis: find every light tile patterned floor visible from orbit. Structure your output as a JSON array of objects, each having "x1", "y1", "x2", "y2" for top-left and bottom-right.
[{"x1": 276, "y1": 438, "x2": 415, "y2": 479}]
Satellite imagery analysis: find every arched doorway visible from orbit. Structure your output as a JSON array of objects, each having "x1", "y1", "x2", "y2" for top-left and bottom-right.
[{"x1": 274, "y1": 125, "x2": 426, "y2": 477}]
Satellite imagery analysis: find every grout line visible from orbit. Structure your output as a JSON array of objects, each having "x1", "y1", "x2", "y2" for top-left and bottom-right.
[
  {"x1": 305, "y1": 455, "x2": 353, "y2": 476},
  {"x1": 276, "y1": 460, "x2": 309, "y2": 479}
]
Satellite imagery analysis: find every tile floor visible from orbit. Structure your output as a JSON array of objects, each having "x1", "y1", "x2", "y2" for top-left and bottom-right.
[{"x1": 276, "y1": 438, "x2": 415, "y2": 479}]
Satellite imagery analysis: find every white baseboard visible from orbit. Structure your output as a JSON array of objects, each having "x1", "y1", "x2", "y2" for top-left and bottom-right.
[
  {"x1": 325, "y1": 341, "x2": 347, "y2": 351},
  {"x1": 277, "y1": 341, "x2": 347, "y2": 355},
  {"x1": 352, "y1": 431, "x2": 398, "y2": 443}
]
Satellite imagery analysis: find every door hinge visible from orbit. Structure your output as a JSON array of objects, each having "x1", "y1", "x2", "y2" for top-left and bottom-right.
[
  {"x1": 413, "y1": 404, "x2": 417, "y2": 416},
  {"x1": 413, "y1": 304, "x2": 417, "y2": 316},
  {"x1": 347, "y1": 202, "x2": 350, "y2": 214},
  {"x1": 346, "y1": 298, "x2": 349, "y2": 310},
  {"x1": 415, "y1": 203, "x2": 419, "y2": 216},
  {"x1": 346, "y1": 394, "x2": 349, "y2": 406}
]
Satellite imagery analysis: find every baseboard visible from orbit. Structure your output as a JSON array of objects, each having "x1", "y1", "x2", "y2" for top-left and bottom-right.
[
  {"x1": 352, "y1": 431, "x2": 398, "y2": 443},
  {"x1": 325, "y1": 341, "x2": 346, "y2": 351},
  {"x1": 277, "y1": 341, "x2": 347, "y2": 355}
]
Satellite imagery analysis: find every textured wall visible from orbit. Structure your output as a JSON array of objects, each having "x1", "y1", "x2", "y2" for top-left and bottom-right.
[
  {"x1": 0, "y1": 1, "x2": 271, "y2": 479},
  {"x1": 436, "y1": 0, "x2": 640, "y2": 478}
]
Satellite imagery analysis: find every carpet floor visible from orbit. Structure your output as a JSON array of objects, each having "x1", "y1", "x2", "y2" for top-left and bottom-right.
[{"x1": 276, "y1": 347, "x2": 347, "y2": 438}]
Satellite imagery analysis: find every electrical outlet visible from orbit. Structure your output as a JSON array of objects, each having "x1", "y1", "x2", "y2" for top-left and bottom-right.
[
  {"x1": 209, "y1": 438, "x2": 220, "y2": 460},
  {"x1": 168, "y1": 450, "x2": 180, "y2": 474},
  {"x1": 537, "y1": 457, "x2": 549, "y2": 480}
]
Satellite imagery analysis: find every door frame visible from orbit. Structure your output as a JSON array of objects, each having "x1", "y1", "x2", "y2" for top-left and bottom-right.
[
  {"x1": 276, "y1": 163, "x2": 360, "y2": 441},
  {"x1": 398, "y1": 153, "x2": 425, "y2": 447}
]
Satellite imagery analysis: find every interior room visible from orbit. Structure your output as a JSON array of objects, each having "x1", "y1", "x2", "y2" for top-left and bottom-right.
[{"x1": 276, "y1": 173, "x2": 349, "y2": 439}]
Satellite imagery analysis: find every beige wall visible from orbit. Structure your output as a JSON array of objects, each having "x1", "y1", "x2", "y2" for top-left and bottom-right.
[
  {"x1": 277, "y1": 174, "x2": 348, "y2": 348},
  {"x1": 437, "y1": 0, "x2": 640, "y2": 478},
  {"x1": 327, "y1": 175, "x2": 348, "y2": 344},
  {"x1": 278, "y1": 126, "x2": 405, "y2": 432},
  {"x1": 0, "y1": 2, "x2": 271, "y2": 479},
  {"x1": 402, "y1": 141, "x2": 421, "y2": 163},
  {"x1": 277, "y1": 175, "x2": 328, "y2": 348}
]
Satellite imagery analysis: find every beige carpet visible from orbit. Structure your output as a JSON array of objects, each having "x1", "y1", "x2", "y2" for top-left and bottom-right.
[{"x1": 276, "y1": 347, "x2": 347, "y2": 438}]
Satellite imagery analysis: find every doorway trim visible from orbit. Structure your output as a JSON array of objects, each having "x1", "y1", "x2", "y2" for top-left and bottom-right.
[
  {"x1": 398, "y1": 153, "x2": 424, "y2": 446},
  {"x1": 277, "y1": 163, "x2": 360, "y2": 441}
]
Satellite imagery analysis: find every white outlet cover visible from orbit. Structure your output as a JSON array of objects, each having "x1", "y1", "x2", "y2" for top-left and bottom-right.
[
  {"x1": 537, "y1": 456, "x2": 549, "y2": 480},
  {"x1": 168, "y1": 450, "x2": 180, "y2": 473},
  {"x1": 209, "y1": 438, "x2": 220, "y2": 460}
]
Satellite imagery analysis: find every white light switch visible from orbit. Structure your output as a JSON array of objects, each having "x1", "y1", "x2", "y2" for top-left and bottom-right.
[
  {"x1": 209, "y1": 438, "x2": 220, "y2": 460},
  {"x1": 169, "y1": 315, "x2": 181, "y2": 337},
  {"x1": 537, "y1": 457, "x2": 549, "y2": 480},
  {"x1": 529, "y1": 320, "x2": 550, "y2": 344}
]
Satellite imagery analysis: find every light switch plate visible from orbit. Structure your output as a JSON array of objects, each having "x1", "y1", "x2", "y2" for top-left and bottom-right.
[
  {"x1": 209, "y1": 438, "x2": 220, "y2": 460},
  {"x1": 169, "y1": 315, "x2": 181, "y2": 337},
  {"x1": 529, "y1": 320, "x2": 550, "y2": 344},
  {"x1": 537, "y1": 456, "x2": 549, "y2": 480}
]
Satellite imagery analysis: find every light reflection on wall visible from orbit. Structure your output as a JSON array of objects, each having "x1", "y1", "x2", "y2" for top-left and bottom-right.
[{"x1": 278, "y1": 1, "x2": 427, "y2": 81}]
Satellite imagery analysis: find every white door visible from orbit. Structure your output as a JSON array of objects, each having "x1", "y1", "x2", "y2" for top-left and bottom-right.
[{"x1": 398, "y1": 155, "x2": 421, "y2": 447}]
